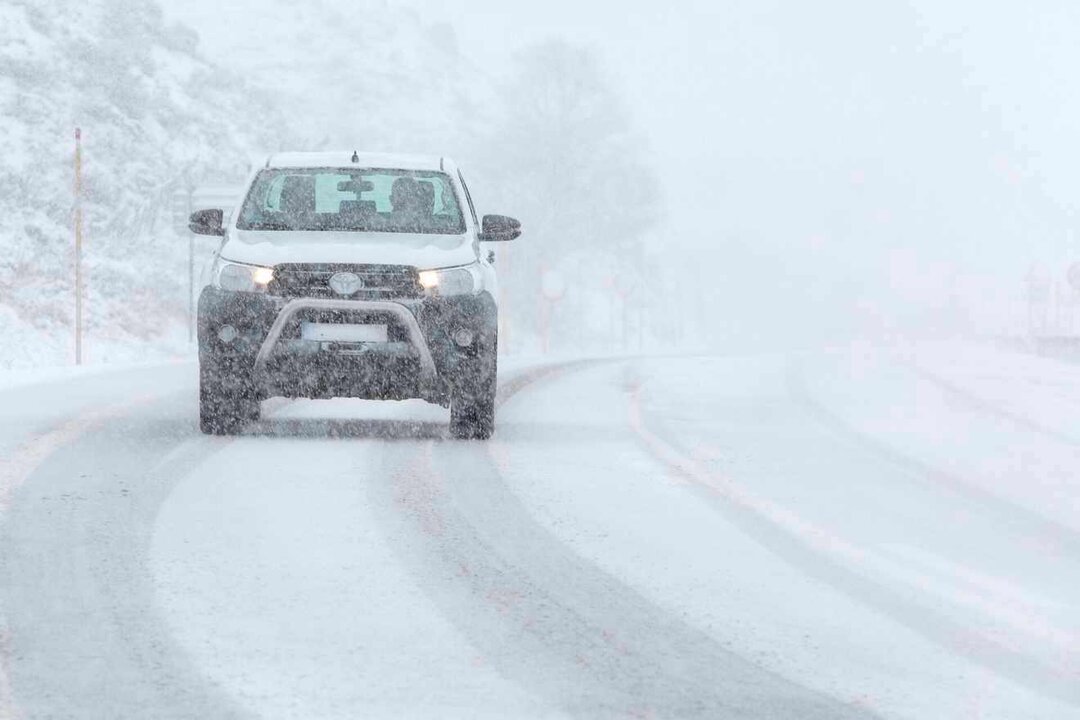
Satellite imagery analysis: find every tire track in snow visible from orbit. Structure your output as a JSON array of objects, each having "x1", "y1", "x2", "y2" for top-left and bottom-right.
[
  {"x1": 0, "y1": 628, "x2": 18, "y2": 720},
  {"x1": 904, "y1": 361, "x2": 1080, "y2": 449},
  {"x1": 0, "y1": 394, "x2": 163, "y2": 513},
  {"x1": 0, "y1": 392, "x2": 167, "y2": 720},
  {"x1": 0, "y1": 357, "x2": 596, "y2": 719},
  {"x1": 0, "y1": 359, "x2": 581, "y2": 719},
  {"x1": 0, "y1": 390, "x2": 263, "y2": 720},
  {"x1": 376, "y1": 359, "x2": 876, "y2": 719},
  {"x1": 628, "y1": 366, "x2": 1080, "y2": 709},
  {"x1": 787, "y1": 366, "x2": 1080, "y2": 561}
]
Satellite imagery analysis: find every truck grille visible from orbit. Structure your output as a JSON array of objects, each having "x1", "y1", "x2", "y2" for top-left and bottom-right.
[{"x1": 269, "y1": 264, "x2": 422, "y2": 299}]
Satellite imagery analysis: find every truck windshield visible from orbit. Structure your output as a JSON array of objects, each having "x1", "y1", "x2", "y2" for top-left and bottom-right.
[{"x1": 236, "y1": 168, "x2": 466, "y2": 234}]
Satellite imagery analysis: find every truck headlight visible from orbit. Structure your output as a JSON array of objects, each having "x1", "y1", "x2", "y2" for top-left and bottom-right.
[
  {"x1": 417, "y1": 263, "x2": 480, "y2": 297},
  {"x1": 215, "y1": 260, "x2": 274, "y2": 293}
]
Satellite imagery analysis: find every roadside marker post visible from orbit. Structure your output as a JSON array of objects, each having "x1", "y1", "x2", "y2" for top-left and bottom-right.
[
  {"x1": 539, "y1": 266, "x2": 566, "y2": 355},
  {"x1": 603, "y1": 275, "x2": 636, "y2": 352},
  {"x1": 74, "y1": 128, "x2": 84, "y2": 365},
  {"x1": 185, "y1": 185, "x2": 195, "y2": 344}
]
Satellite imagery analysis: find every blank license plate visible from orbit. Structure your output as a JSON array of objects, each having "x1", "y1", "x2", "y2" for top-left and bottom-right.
[{"x1": 301, "y1": 322, "x2": 388, "y2": 343}]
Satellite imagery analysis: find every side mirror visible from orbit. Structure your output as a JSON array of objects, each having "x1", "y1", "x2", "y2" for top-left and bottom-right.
[
  {"x1": 478, "y1": 214, "x2": 521, "y2": 242},
  {"x1": 189, "y1": 208, "x2": 225, "y2": 237}
]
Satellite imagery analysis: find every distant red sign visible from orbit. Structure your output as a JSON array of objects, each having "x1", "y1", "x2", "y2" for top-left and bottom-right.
[{"x1": 1067, "y1": 263, "x2": 1080, "y2": 291}]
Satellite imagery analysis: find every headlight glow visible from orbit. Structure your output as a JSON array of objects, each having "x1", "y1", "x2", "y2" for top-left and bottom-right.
[
  {"x1": 216, "y1": 261, "x2": 274, "y2": 293},
  {"x1": 418, "y1": 270, "x2": 440, "y2": 289},
  {"x1": 417, "y1": 264, "x2": 479, "y2": 296},
  {"x1": 252, "y1": 266, "x2": 275, "y2": 286}
]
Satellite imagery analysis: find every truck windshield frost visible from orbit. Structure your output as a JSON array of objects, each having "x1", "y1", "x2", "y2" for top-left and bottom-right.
[{"x1": 237, "y1": 168, "x2": 466, "y2": 234}]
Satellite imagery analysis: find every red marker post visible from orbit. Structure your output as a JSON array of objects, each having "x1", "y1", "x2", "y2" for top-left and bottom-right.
[
  {"x1": 539, "y1": 266, "x2": 566, "y2": 355},
  {"x1": 74, "y1": 128, "x2": 84, "y2": 365},
  {"x1": 603, "y1": 274, "x2": 637, "y2": 351},
  {"x1": 1067, "y1": 262, "x2": 1080, "y2": 293}
]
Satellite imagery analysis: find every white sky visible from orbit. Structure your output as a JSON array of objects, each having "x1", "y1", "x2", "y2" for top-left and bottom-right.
[
  {"x1": 401, "y1": 1, "x2": 1080, "y2": 254},
  {"x1": 167, "y1": 0, "x2": 1080, "y2": 245},
  {"x1": 397, "y1": 0, "x2": 744, "y2": 210}
]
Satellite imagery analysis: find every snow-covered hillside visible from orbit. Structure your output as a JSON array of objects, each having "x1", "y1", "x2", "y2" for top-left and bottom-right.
[
  {"x1": 162, "y1": 0, "x2": 480, "y2": 155},
  {"x1": 0, "y1": 0, "x2": 281, "y2": 367}
]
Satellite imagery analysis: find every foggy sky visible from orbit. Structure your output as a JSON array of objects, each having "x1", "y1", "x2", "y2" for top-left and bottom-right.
[
  {"x1": 408, "y1": 1, "x2": 1080, "y2": 249},
  {"x1": 166, "y1": 0, "x2": 1080, "y2": 342}
]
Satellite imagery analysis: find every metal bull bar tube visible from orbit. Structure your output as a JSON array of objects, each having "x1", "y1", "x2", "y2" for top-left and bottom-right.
[{"x1": 253, "y1": 299, "x2": 438, "y2": 390}]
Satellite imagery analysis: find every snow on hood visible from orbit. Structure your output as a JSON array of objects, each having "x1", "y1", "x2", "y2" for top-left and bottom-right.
[{"x1": 220, "y1": 230, "x2": 477, "y2": 269}]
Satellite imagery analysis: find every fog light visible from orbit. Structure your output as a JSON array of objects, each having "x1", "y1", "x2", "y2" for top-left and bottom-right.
[
  {"x1": 452, "y1": 328, "x2": 475, "y2": 347},
  {"x1": 218, "y1": 325, "x2": 239, "y2": 344}
]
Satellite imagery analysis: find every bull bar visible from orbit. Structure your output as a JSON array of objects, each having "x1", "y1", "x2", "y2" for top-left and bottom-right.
[{"x1": 252, "y1": 299, "x2": 438, "y2": 391}]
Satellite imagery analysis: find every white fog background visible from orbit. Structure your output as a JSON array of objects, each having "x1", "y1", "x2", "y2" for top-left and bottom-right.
[{"x1": 2, "y1": 0, "x2": 1079, "y2": 367}]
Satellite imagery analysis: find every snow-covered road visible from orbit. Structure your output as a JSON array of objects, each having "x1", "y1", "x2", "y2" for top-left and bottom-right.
[{"x1": 1, "y1": 345, "x2": 1077, "y2": 719}]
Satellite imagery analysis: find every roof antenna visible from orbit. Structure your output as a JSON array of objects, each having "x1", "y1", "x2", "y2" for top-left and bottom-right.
[{"x1": 351, "y1": 150, "x2": 359, "y2": 163}]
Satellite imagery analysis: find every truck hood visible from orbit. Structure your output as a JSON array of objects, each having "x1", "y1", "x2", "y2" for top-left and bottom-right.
[{"x1": 220, "y1": 230, "x2": 477, "y2": 269}]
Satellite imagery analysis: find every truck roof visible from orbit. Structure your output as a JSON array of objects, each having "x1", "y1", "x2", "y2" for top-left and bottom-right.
[{"x1": 265, "y1": 151, "x2": 452, "y2": 172}]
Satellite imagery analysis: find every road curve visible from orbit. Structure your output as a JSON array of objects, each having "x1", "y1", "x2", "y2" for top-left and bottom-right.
[{"x1": 0, "y1": 350, "x2": 1077, "y2": 719}]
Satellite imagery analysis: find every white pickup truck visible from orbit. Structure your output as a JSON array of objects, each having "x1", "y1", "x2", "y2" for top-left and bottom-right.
[{"x1": 189, "y1": 151, "x2": 521, "y2": 439}]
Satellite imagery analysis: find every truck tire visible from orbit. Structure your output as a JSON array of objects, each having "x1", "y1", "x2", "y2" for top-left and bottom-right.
[
  {"x1": 450, "y1": 339, "x2": 497, "y2": 440},
  {"x1": 199, "y1": 359, "x2": 260, "y2": 435}
]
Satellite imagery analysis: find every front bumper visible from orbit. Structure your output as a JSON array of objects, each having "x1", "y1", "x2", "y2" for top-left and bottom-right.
[
  {"x1": 255, "y1": 298, "x2": 437, "y2": 386},
  {"x1": 198, "y1": 287, "x2": 496, "y2": 403}
]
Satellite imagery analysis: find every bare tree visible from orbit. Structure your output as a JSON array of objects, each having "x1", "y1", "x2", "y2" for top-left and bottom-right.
[{"x1": 476, "y1": 40, "x2": 660, "y2": 352}]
